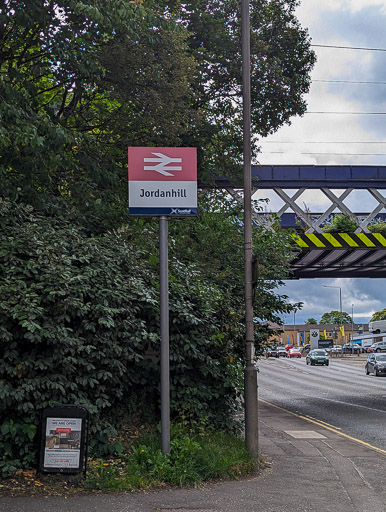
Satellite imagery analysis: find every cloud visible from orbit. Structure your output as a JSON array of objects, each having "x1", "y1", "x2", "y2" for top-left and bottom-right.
[
  {"x1": 280, "y1": 277, "x2": 383, "y2": 325},
  {"x1": 340, "y1": 1, "x2": 386, "y2": 14},
  {"x1": 255, "y1": 2, "x2": 386, "y2": 327},
  {"x1": 297, "y1": 0, "x2": 386, "y2": 25},
  {"x1": 257, "y1": 2, "x2": 386, "y2": 169}
]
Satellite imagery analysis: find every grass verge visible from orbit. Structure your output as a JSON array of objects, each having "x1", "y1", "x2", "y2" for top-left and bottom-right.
[
  {"x1": 0, "y1": 427, "x2": 262, "y2": 496},
  {"x1": 83, "y1": 428, "x2": 258, "y2": 491}
]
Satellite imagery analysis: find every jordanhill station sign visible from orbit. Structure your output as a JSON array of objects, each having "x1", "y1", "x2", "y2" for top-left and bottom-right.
[
  {"x1": 128, "y1": 146, "x2": 197, "y2": 454},
  {"x1": 128, "y1": 147, "x2": 197, "y2": 216}
]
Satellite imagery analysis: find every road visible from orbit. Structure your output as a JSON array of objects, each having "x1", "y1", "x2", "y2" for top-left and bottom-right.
[{"x1": 257, "y1": 354, "x2": 386, "y2": 451}]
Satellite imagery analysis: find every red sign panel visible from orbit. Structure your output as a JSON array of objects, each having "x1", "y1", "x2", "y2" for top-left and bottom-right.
[{"x1": 128, "y1": 147, "x2": 196, "y2": 182}]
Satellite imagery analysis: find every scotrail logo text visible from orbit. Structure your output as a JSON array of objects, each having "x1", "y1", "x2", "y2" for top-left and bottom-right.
[{"x1": 170, "y1": 208, "x2": 192, "y2": 215}]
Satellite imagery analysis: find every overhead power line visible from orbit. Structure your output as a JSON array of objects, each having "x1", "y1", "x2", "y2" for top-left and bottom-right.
[
  {"x1": 313, "y1": 79, "x2": 386, "y2": 85},
  {"x1": 311, "y1": 44, "x2": 386, "y2": 52},
  {"x1": 263, "y1": 141, "x2": 386, "y2": 144},
  {"x1": 306, "y1": 111, "x2": 386, "y2": 115},
  {"x1": 264, "y1": 151, "x2": 386, "y2": 156}
]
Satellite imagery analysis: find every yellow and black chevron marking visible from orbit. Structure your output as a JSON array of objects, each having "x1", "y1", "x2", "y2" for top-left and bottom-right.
[{"x1": 291, "y1": 232, "x2": 386, "y2": 249}]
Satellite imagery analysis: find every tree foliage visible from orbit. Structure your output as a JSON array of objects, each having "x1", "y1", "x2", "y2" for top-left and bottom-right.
[
  {"x1": 0, "y1": 0, "x2": 314, "y2": 474},
  {"x1": 0, "y1": 199, "x2": 246, "y2": 474},
  {"x1": 167, "y1": 0, "x2": 316, "y2": 183},
  {"x1": 322, "y1": 215, "x2": 358, "y2": 233},
  {"x1": 1, "y1": 0, "x2": 315, "y2": 205},
  {"x1": 170, "y1": 191, "x2": 300, "y2": 350},
  {"x1": 370, "y1": 308, "x2": 386, "y2": 321},
  {"x1": 368, "y1": 222, "x2": 386, "y2": 235},
  {"x1": 0, "y1": 0, "x2": 197, "y2": 220},
  {"x1": 320, "y1": 311, "x2": 352, "y2": 325},
  {"x1": 0, "y1": 195, "x2": 299, "y2": 475},
  {"x1": 305, "y1": 317, "x2": 317, "y2": 325}
]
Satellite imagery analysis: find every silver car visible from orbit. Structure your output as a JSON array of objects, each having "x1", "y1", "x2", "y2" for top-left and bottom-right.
[{"x1": 369, "y1": 341, "x2": 386, "y2": 353}]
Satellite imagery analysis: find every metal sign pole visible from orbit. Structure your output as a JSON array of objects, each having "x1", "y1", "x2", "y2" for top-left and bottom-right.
[
  {"x1": 159, "y1": 216, "x2": 170, "y2": 454},
  {"x1": 128, "y1": 147, "x2": 196, "y2": 455}
]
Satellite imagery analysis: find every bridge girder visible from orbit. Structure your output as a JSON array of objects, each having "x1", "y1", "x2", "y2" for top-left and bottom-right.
[
  {"x1": 203, "y1": 165, "x2": 386, "y2": 234},
  {"x1": 202, "y1": 166, "x2": 386, "y2": 278}
]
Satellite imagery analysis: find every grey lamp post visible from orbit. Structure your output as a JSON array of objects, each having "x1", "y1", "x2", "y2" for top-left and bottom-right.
[
  {"x1": 241, "y1": 0, "x2": 259, "y2": 458},
  {"x1": 293, "y1": 308, "x2": 297, "y2": 345},
  {"x1": 323, "y1": 285, "x2": 343, "y2": 342}
]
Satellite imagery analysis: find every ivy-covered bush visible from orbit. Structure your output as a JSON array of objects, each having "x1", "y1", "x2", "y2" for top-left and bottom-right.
[
  {"x1": 0, "y1": 199, "x2": 242, "y2": 475},
  {"x1": 322, "y1": 214, "x2": 358, "y2": 233},
  {"x1": 368, "y1": 221, "x2": 386, "y2": 235}
]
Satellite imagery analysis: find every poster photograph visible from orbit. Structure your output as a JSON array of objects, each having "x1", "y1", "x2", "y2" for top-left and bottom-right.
[{"x1": 43, "y1": 417, "x2": 82, "y2": 469}]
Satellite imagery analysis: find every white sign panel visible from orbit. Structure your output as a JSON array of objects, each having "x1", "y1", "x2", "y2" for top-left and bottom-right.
[
  {"x1": 310, "y1": 329, "x2": 320, "y2": 350},
  {"x1": 129, "y1": 181, "x2": 197, "y2": 207}
]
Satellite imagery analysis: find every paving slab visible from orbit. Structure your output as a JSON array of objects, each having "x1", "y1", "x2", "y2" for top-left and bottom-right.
[{"x1": 1, "y1": 400, "x2": 385, "y2": 512}]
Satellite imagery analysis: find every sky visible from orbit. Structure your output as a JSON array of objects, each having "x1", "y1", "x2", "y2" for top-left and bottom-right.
[{"x1": 253, "y1": 0, "x2": 386, "y2": 326}]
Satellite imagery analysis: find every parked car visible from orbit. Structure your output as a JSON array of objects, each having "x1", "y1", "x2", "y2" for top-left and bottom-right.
[
  {"x1": 284, "y1": 344, "x2": 294, "y2": 351},
  {"x1": 365, "y1": 353, "x2": 386, "y2": 376},
  {"x1": 331, "y1": 345, "x2": 343, "y2": 355},
  {"x1": 288, "y1": 348, "x2": 302, "y2": 358},
  {"x1": 342, "y1": 344, "x2": 361, "y2": 354},
  {"x1": 266, "y1": 347, "x2": 277, "y2": 358},
  {"x1": 368, "y1": 341, "x2": 386, "y2": 353},
  {"x1": 306, "y1": 349, "x2": 329, "y2": 366},
  {"x1": 276, "y1": 347, "x2": 289, "y2": 358}
]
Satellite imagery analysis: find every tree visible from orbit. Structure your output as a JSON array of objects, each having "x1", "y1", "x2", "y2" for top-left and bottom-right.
[
  {"x1": 0, "y1": 195, "x2": 299, "y2": 475},
  {"x1": 322, "y1": 215, "x2": 358, "y2": 233},
  {"x1": 1, "y1": 0, "x2": 316, "y2": 215},
  {"x1": 0, "y1": 0, "x2": 315, "y2": 473},
  {"x1": 169, "y1": 191, "x2": 300, "y2": 356},
  {"x1": 305, "y1": 318, "x2": 318, "y2": 325},
  {"x1": 0, "y1": 199, "x2": 249, "y2": 474},
  {"x1": 370, "y1": 309, "x2": 386, "y2": 321},
  {"x1": 0, "y1": 0, "x2": 197, "y2": 221},
  {"x1": 169, "y1": 0, "x2": 316, "y2": 184},
  {"x1": 320, "y1": 311, "x2": 352, "y2": 325}
]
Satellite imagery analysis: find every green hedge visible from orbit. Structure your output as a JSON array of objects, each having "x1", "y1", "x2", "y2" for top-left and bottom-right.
[{"x1": 0, "y1": 200, "x2": 242, "y2": 476}]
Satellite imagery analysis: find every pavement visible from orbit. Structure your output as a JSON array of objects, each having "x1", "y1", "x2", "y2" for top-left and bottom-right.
[{"x1": 2, "y1": 357, "x2": 385, "y2": 512}]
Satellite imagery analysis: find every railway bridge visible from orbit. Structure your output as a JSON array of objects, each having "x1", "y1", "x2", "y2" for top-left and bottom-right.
[{"x1": 210, "y1": 165, "x2": 386, "y2": 279}]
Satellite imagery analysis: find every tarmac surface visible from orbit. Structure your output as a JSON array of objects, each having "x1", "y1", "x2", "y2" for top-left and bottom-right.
[{"x1": 2, "y1": 386, "x2": 385, "y2": 512}]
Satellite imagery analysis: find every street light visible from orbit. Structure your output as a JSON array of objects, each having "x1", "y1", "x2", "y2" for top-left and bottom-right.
[
  {"x1": 241, "y1": 0, "x2": 258, "y2": 458},
  {"x1": 323, "y1": 285, "x2": 342, "y2": 324},
  {"x1": 351, "y1": 303, "x2": 354, "y2": 341},
  {"x1": 323, "y1": 285, "x2": 343, "y2": 343},
  {"x1": 293, "y1": 308, "x2": 297, "y2": 345}
]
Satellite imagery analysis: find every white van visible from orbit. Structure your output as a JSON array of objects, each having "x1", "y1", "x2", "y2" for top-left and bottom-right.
[{"x1": 369, "y1": 320, "x2": 386, "y2": 334}]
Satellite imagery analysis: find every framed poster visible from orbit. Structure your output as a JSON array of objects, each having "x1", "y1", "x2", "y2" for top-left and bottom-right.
[
  {"x1": 39, "y1": 405, "x2": 88, "y2": 474},
  {"x1": 43, "y1": 417, "x2": 82, "y2": 469}
]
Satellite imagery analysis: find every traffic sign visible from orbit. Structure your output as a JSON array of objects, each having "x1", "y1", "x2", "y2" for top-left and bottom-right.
[{"x1": 128, "y1": 147, "x2": 197, "y2": 216}]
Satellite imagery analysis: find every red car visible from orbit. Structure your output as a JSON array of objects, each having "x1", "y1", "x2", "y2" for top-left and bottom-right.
[{"x1": 288, "y1": 348, "x2": 302, "y2": 358}]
